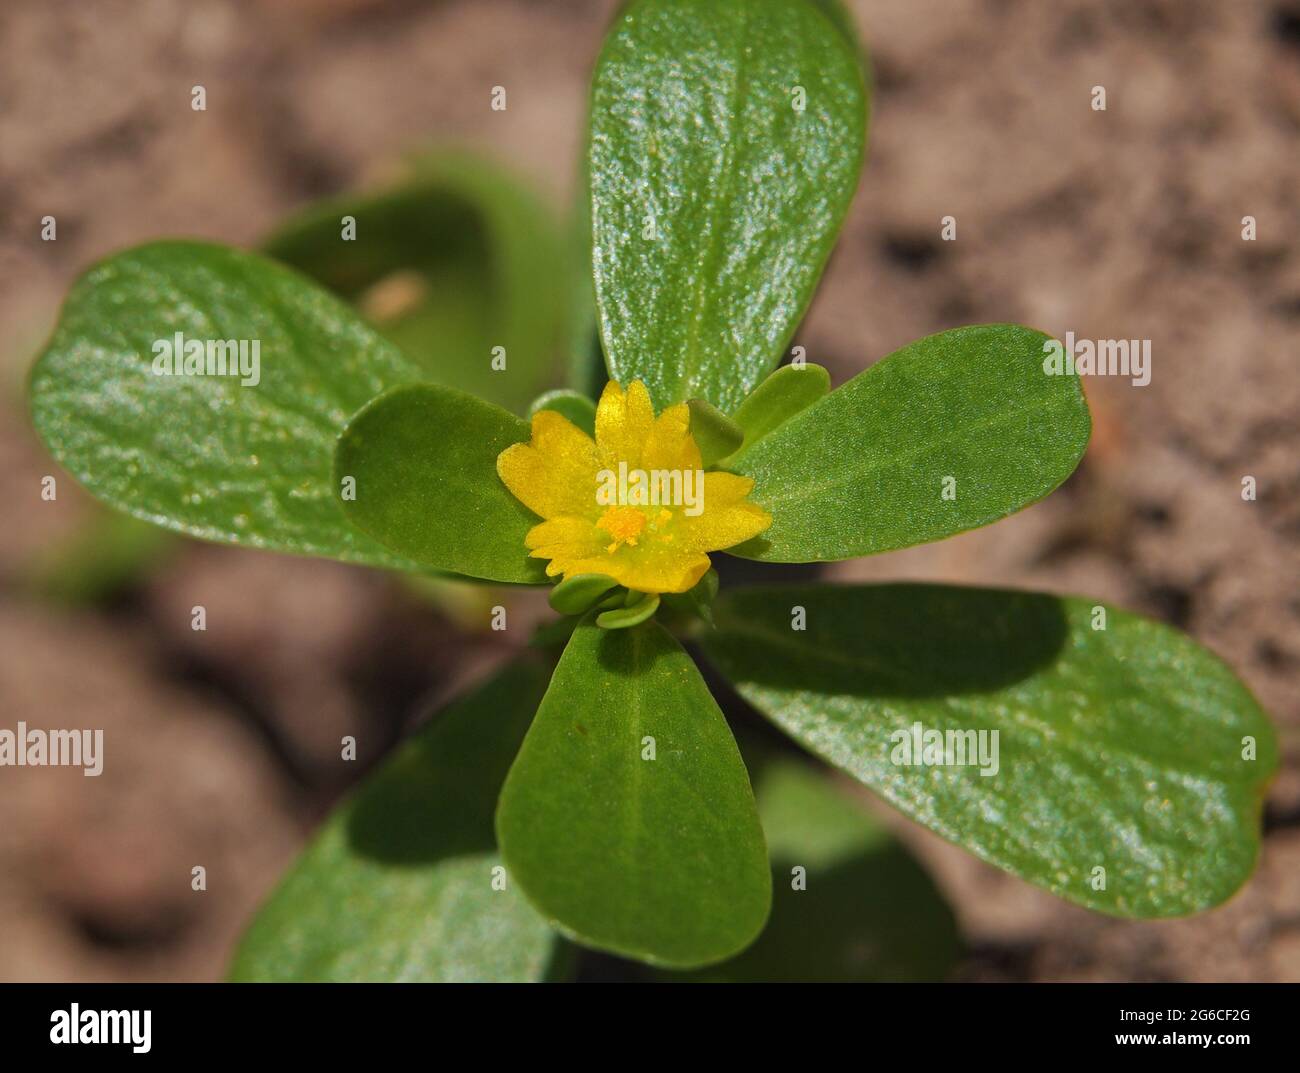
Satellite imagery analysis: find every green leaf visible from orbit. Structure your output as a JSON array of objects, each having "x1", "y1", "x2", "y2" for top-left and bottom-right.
[
  {"x1": 686, "y1": 398, "x2": 744, "y2": 465},
  {"x1": 659, "y1": 750, "x2": 960, "y2": 981},
  {"x1": 28, "y1": 241, "x2": 423, "y2": 568},
  {"x1": 529, "y1": 388, "x2": 597, "y2": 436},
  {"x1": 729, "y1": 325, "x2": 1091, "y2": 561},
  {"x1": 230, "y1": 661, "x2": 567, "y2": 982},
  {"x1": 565, "y1": 160, "x2": 608, "y2": 402},
  {"x1": 700, "y1": 584, "x2": 1278, "y2": 918},
  {"x1": 809, "y1": 0, "x2": 861, "y2": 54},
  {"x1": 496, "y1": 619, "x2": 771, "y2": 967},
  {"x1": 589, "y1": 0, "x2": 867, "y2": 412},
  {"x1": 334, "y1": 383, "x2": 545, "y2": 584},
  {"x1": 264, "y1": 150, "x2": 568, "y2": 414},
  {"x1": 724, "y1": 362, "x2": 831, "y2": 464}
]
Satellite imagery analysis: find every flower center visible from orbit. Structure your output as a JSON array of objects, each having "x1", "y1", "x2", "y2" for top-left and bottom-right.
[{"x1": 597, "y1": 506, "x2": 648, "y2": 552}]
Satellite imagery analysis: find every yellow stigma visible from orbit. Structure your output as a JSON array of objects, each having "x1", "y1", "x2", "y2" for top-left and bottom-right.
[{"x1": 495, "y1": 380, "x2": 772, "y2": 596}]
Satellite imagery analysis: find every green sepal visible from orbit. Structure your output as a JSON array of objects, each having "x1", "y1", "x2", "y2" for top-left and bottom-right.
[
  {"x1": 596, "y1": 591, "x2": 660, "y2": 629},
  {"x1": 687, "y1": 398, "x2": 744, "y2": 466},
  {"x1": 529, "y1": 389, "x2": 597, "y2": 437},
  {"x1": 660, "y1": 567, "x2": 719, "y2": 626},
  {"x1": 549, "y1": 573, "x2": 620, "y2": 615}
]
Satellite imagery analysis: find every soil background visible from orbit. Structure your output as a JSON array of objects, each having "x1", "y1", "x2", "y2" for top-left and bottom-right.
[{"x1": 0, "y1": 0, "x2": 1297, "y2": 982}]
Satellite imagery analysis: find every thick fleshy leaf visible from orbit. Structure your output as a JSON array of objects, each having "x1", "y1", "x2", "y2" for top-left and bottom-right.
[
  {"x1": 230, "y1": 661, "x2": 567, "y2": 982},
  {"x1": 589, "y1": 0, "x2": 867, "y2": 411},
  {"x1": 334, "y1": 383, "x2": 545, "y2": 584},
  {"x1": 810, "y1": 0, "x2": 861, "y2": 54},
  {"x1": 566, "y1": 162, "x2": 608, "y2": 402},
  {"x1": 729, "y1": 325, "x2": 1091, "y2": 562},
  {"x1": 497, "y1": 619, "x2": 771, "y2": 967},
  {"x1": 28, "y1": 241, "x2": 422, "y2": 568},
  {"x1": 660, "y1": 751, "x2": 960, "y2": 981},
  {"x1": 264, "y1": 151, "x2": 567, "y2": 414},
  {"x1": 700, "y1": 584, "x2": 1277, "y2": 917}
]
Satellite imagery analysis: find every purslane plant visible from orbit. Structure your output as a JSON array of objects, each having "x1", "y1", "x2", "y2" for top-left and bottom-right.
[{"x1": 27, "y1": 0, "x2": 1274, "y2": 976}]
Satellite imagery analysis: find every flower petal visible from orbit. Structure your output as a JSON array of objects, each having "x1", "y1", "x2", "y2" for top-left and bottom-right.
[
  {"x1": 497, "y1": 410, "x2": 600, "y2": 520},
  {"x1": 527, "y1": 517, "x2": 708, "y2": 594},
  {"x1": 598, "y1": 543, "x2": 712, "y2": 594},
  {"x1": 642, "y1": 402, "x2": 702, "y2": 472},
  {"x1": 525, "y1": 516, "x2": 608, "y2": 577},
  {"x1": 677, "y1": 472, "x2": 772, "y2": 552},
  {"x1": 595, "y1": 380, "x2": 656, "y2": 469},
  {"x1": 615, "y1": 552, "x2": 712, "y2": 595},
  {"x1": 525, "y1": 515, "x2": 605, "y2": 553}
]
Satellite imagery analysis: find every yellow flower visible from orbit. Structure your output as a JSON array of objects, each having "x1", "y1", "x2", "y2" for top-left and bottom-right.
[{"x1": 497, "y1": 381, "x2": 771, "y2": 595}]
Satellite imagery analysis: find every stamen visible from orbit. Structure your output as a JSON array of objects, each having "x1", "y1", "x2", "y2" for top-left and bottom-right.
[{"x1": 597, "y1": 506, "x2": 648, "y2": 552}]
